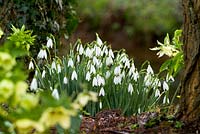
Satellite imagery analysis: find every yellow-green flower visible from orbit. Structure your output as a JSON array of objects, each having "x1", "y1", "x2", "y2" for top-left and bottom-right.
[
  {"x1": 40, "y1": 106, "x2": 76, "y2": 129},
  {"x1": 13, "y1": 81, "x2": 28, "y2": 105},
  {"x1": 0, "y1": 79, "x2": 14, "y2": 102},
  {"x1": 15, "y1": 119, "x2": 44, "y2": 134},
  {"x1": 0, "y1": 52, "x2": 16, "y2": 71},
  {"x1": 20, "y1": 94, "x2": 39, "y2": 110}
]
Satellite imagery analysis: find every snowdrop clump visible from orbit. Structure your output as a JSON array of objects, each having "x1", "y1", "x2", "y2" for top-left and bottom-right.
[{"x1": 31, "y1": 34, "x2": 173, "y2": 115}]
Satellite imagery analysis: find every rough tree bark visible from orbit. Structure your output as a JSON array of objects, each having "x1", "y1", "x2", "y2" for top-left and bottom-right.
[{"x1": 178, "y1": 0, "x2": 200, "y2": 125}]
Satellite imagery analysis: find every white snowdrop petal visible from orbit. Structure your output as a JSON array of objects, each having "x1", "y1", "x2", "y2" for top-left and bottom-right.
[
  {"x1": 28, "y1": 61, "x2": 34, "y2": 70},
  {"x1": 42, "y1": 70, "x2": 46, "y2": 78},
  {"x1": 147, "y1": 65, "x2": 154, "y2": 74},
  {"x1": 68, "y1": 58, "x2": 74, "y2": 67},
  {"x1": 57, "y1": 64, "x2": 61, "y2": 73},
  {"x1": 63, "y1": 76, "x2": 68, "y2": 84},
  {"x1": 99, "y1": 87, "x2": 105, "y2": 96},
  {"x1": 30, "y1": 78, "x2": 38, "y2": 91},
  {"x1": 163, "y1": 81, "x2": 169, "y2": 91},
  {"x1": 47, "y1": 37, "x2": 53, "y2": 48},
  {"x1": 52, "y1": 89, "x2": 59, "y2": 100},
  {"x1": 128, "y1": 83, "x2": 133, "y2": 95},
  {"x1": 71, "y1": 70, "x2": 78, "y2": 80}
]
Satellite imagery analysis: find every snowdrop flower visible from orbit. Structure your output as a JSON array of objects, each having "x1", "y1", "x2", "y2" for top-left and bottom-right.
[
  {"x1": 97, "y1": 74, "x2": 105, "y2": 86},
  {"x1": 163, "y1": 96, "x2": 170, "y2": 104},
  {"x1": 96, "y1": 34, "x2": 103, "y2": 46},
  {"x1": 101, "y1": 45, "x2": 108, "y2": 56},
  {"x1": 95, "y1": 46, "x2": 101, "y2": 56},
  {"x1": 108, "y1": 49, "x2": 114, "y2": 58},
  {"x1": 34, "y1": 70, "x2": 38, "y2": 77},
  {"x1": 42, "y1": 70, "x2": 46, "y2": 78},
  {"x1": 155, "y1": 89, "x2": 161, "y2": 97},
  {"x1": 46, "y1": 37, "x2": 53, "y2": 48},
  {"x1": 144, "y1": 74, "x2": 152, "y2": 86},
  {"x1": 71, "y1": 70, "x2": 78, "y2": 80},
  {"x1": 133, "y1": 70, "x2": 139, "y2": 81},
  {"x1": 77, "y1": 55, "x2": 80, "y2": 63},
  {"x1": 28, "y1": 61, "x2": 34, "y2": 70},
  {"x1": 68, "y1": 58, "x2": 74, "y2": 67},
  {"x1": 63, "y1": 76, "x2": 68, "y2": 84},
  {"x1": 166, "y1": 74, "x2": 175, "y2": 82},
  {"x1": 92, "y1": 76, "x2": 98, "y2": 87},
  {"x1": 86, "y1": 72, "x2": 91, "y2": 81},
  {"x1": 90, "y1": 64, "x2": 96, "y2": 74},
  {"x1": 147, "y1": 65, "x2": 154, "y2": 74},
  {"x1": 114, "y1": 65, "x2": 121, "y2": 75},
  {"x1": 57, "y1": 64, "x2": 61, "y2": 73},
  {"x1": 113, "y1": 75, "x2": 122, "y2": 85},
  {"x1": 99, "y1": 101, "x2": 103, "y2": 109},
  {"x1": 128, "y1": 83, "x2": 133, "y2": 95},
  {"x1": 51, "y1": 61, "x2": 56, "y2": 70},
  {"x1": 77, "y1": 44, "x2": 84, "y2": 55},
  {"x1": 106, "y1": 71, "x2": 111, "y2": 79},
  {"x1": 52, "y1": 89, "x2": 59, "y2": 100},
  {"x1": 37, "y1": 49, "x2": 47, "y2": 60},
  {"x1": 106, "y1": 56, "x2": 113, "y2": 66},
  {"x1": 99, "y1": 87, "x2": 105, "y2": 96},
  {"x1": 128, "y1": 63, "x2": 136, "y2": 76},
  {"x1": 163, "y1": 81, "x2": 169, "y2": 91},
  {"x1": 30, "y1": 78, "x2": 38, "y2": 91},
  {"x1": 93, "y1": 56, "x2": 99, "y2": 66},
  {"x1": 125, "y1": 59, "x2": 130, "y2": 68},
  {"x1": 85, "y1": 47, "x2": 93, "y2": 58}
]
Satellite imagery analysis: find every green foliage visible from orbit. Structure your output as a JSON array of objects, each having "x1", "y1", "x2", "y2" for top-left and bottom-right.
[
  {"x1": 77, "y1": 0, "x2": 182, "y2": 35},
  {"x1": 32, "y1": 34, "x2": 174, "y2": 116}
]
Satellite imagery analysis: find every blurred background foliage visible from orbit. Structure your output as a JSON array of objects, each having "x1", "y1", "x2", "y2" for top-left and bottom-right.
[
  {"x1": 0, "y1": 0, "x2": 182, "y2": 69},
  {"x1": 77, "y1": 0, "x2": 182, "y2": 36},
  {"x1": 0, "y1": 0, "x2": 78, "y2": 57}
]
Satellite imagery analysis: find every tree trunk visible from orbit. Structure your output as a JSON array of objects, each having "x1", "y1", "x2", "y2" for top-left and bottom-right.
[{"x1": 178, "y1": 0, "x2": 200, "y2": 125}]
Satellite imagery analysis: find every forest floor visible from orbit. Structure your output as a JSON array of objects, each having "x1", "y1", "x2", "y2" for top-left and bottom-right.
[{"x1": 80, "y1": 109, "x2": 199, "y2": 134}]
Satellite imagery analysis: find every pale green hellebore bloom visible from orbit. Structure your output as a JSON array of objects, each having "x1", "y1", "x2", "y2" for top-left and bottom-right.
[
  {"x1": 0, "y1": 52, "x2": 16, "y2": 71},
  {"x1": 0, "y1": 79, "x2": 14, "y2": 102}
]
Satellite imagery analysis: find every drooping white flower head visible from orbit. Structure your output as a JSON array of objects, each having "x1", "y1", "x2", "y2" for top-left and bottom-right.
[
  {"x1": 37, "y1": 49, "x2": 47, "y2": 60},
  {"x1": 97, "y1": 74, "x2": 105, "y2": 86},
  {"x1": 163, "y1": 96, "x2": 170, "y2": 104},
  {"x1": 68, "y1": 58, "x2": 74, "y2": 67},
  {"x1": 163, "y1": 81, "x2": 169, "y2": 91},
  {"x1": 108, "y1": 49, "x2": 114, "y2": 58},
  {"x1": 85, "y1": 47, "x2": 93, "y2": 58},
  {"x1": 96, "y1": 34, "x2": 103, "y2": 47},
  {"x1": 71, "y1": 70, "x2": 78, "y2": 80},
  {"x1": 92, "y1": 76, "x2": 98, "y2": 87},
  {"x1": 52, "y1": 88, "x2": 59, "y2": 100},
  {"x1": 166, "y1": 74, "x2": 175, "y2": 82},
  {"x1": 30, "y1": 78, "x2": 38, "y2": 91},
  {"x1": 101, "y1": 45, "x2": 108, "y2": 56},
  {"x1": 51, "y1": 61, "x2": 57, "y2": 70},
  {"x1": 28, "y1": 60, "x2": 34, "y2": 70},
  {"x1": 106, "y1": 56, "x2": 113, "y2": 66},
  {"x1": 86, "y1": 71, "x2": 91, "y2": 81},
  {"x1": 128, "y1": 63, "x2": 136, "y2": 76},
  {"x1": 114, "y1": 65, "x2": 121, "y2": 75},
  {"x1": 77, "y1": 43, "x2": 84, "y2": 55},
  {"x1": 113, "y1": 75, "x2": 122, "y2": 85},
  {"x1": 46, "y1": 37, "x2": 53, "y2": 48},
  {"x1": 106, "y1": 71, "x2": 111, "y2": 79},
  {"x1": 155, "y1": 89, "x2": 161, "y2": 97},
  {"x1": 99, "y1": 87, "x2": 105, "y2": 96},
  {"x1": 95, "y1": 46, "x2": 101, "y2": 56},
  {"x1": 77, "y1": 55, "x2": 80, "y2": 63},
  {"x1": 147, "y1": 64, "x2": 154, "y2": 74},
  {"x1": 42, "y1": 70, "x2": 46, "y2": 78},
  {"x1": 57, "y1": 64, "x2": 61, "y2": 73},
  {"x1": 128, "y1": 83, "x2": 133, "y2": 95},
  {"x1": 90, "y1": 64, "x2": 96, "y2": 74},
  {"x1": 63, "y1": 76, "x2": 68, "y2": 84}
]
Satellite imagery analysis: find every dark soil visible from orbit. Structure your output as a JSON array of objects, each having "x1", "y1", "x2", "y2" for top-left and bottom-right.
[{"x1": 80, "y1": 109, "x2": 200, "y2": 134}]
